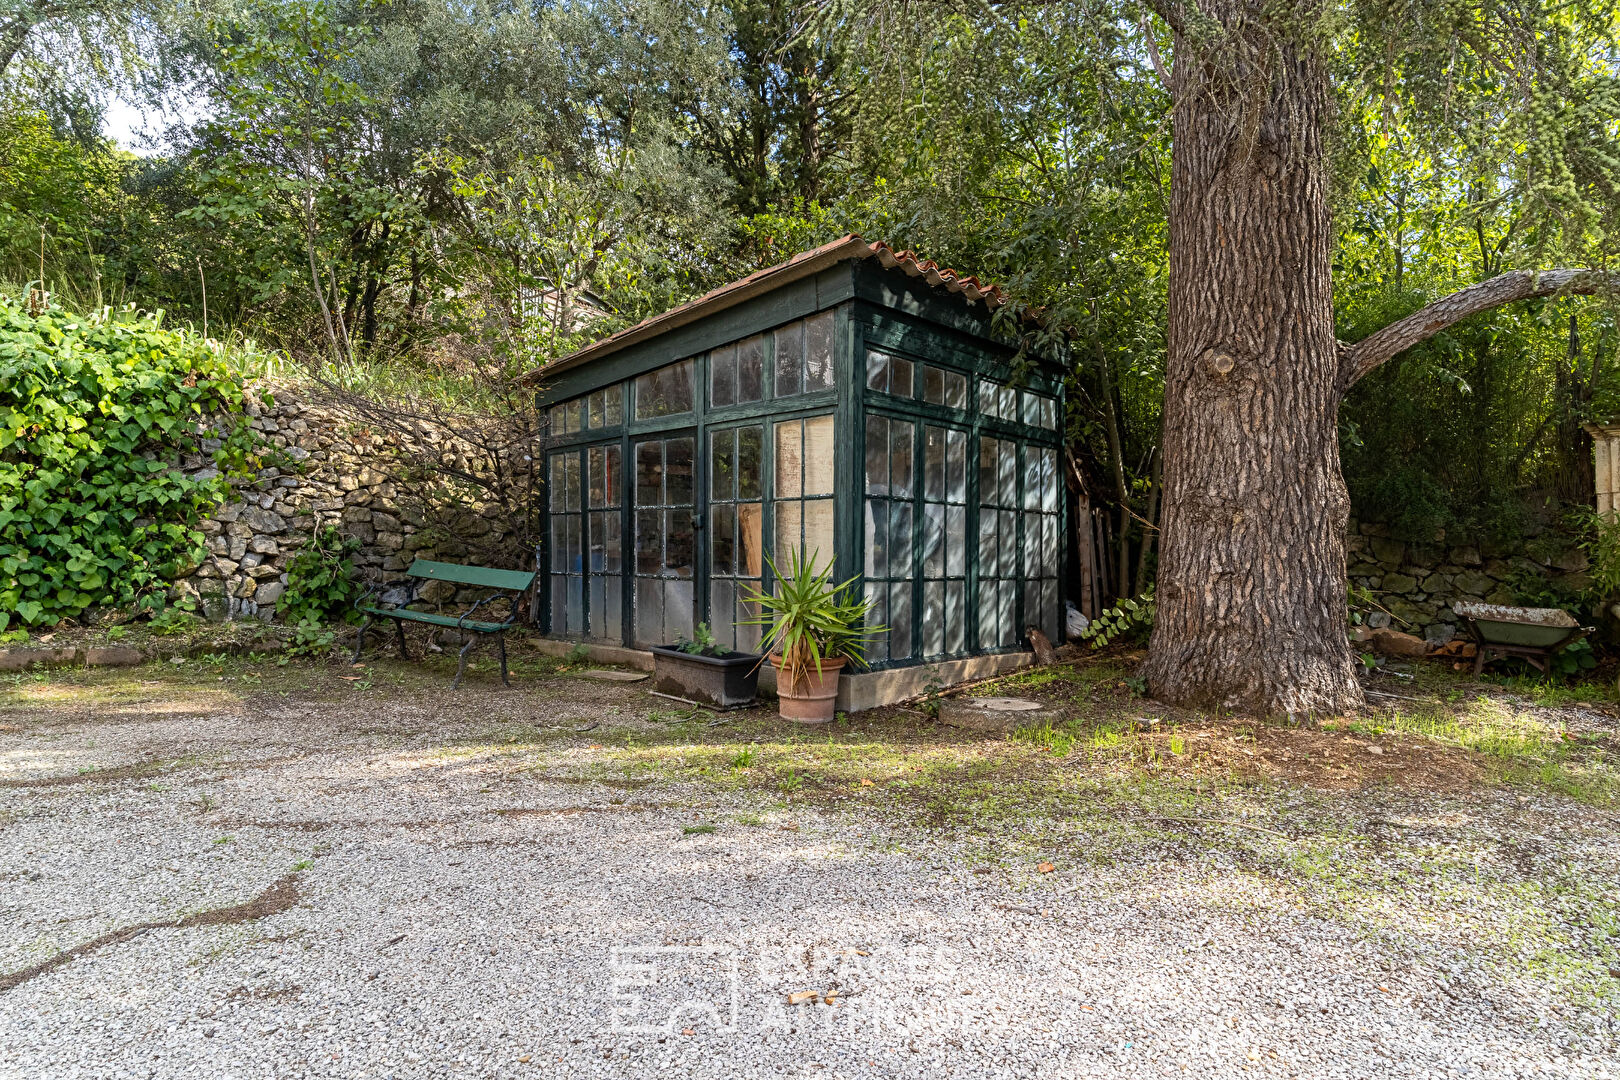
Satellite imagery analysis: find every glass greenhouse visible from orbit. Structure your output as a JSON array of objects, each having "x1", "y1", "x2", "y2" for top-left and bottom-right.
[{"x1": 525, "y1": 236, "x2": 1068, "y2": 705}]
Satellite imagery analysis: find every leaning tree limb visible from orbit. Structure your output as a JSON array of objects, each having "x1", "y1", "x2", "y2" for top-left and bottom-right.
[{"x1": 1339, "y1": 269, "x2": 1610, "y2": 389}]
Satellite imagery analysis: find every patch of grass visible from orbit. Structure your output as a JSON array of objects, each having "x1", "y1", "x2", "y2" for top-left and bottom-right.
[
  {"x1": 213, "y1": 835, "x2": 233, "y2": 845},
  {"x1": 1339, "y1": 695, "x2": 1617, "y2": 805},
  {"x1": 730, "y1": 746, "x2": 759, "y2": 769},
  {"x1": 682, "y1": 824, "x2": 716, "y2": 835}
]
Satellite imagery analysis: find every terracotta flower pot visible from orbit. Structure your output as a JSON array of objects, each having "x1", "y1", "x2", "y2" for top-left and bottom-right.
[{"x1": 770, "y1": 653, "x2": 845, "y2": 723}]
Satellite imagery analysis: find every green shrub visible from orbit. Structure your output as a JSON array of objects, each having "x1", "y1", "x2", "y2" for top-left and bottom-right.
[
  {"x1": 279, "y1": 526, "x2": 363, "y2": 626},
  {"x1": 0, "y1": 294, "x2": 263, "y2": 629},
  {"x1": 1080, "y1": 590, "x2": 1156, "y2": 648}
]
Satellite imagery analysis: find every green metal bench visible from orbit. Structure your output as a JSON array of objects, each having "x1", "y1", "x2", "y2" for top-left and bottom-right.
[{"x1": 353, "y1": 559, "x2": 537, "y2": 688}]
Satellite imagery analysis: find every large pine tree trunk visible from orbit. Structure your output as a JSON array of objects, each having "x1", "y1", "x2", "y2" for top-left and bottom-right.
[{"x1": 1140, "y1": 16, "x2": 1363, "y2": 715}]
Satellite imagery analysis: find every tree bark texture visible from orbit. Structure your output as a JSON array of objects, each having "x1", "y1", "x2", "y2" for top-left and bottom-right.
[{"x1": 1141, "y1": 12, "x2": 1363, "y2": 714}]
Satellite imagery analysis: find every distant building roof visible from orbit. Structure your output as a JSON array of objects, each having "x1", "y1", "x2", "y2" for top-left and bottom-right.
[{"x1": 518, "y1": 235, "x2": 1017, "y2": 385}]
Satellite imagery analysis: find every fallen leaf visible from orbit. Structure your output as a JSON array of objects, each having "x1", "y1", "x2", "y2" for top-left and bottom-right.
[
  {"x1": 823, "y1": 990, "x2": 839, "y2": 1002},
  {"x1": 1377, "y1": 985, "x2": 1390, "y2": 993},
  {"x1": 517, "y1": 1056, "x2": 531, "y2": 1063},
  {"x1": 860, "y1": 778, "x2": 873, "y2": 787},
  {"x1": 1037, "y1": 861, "x2": 1055, "y2": 873},
  {"x1": 681, "y1": 1027, "x2": 695, "y2": 1036},
  {"x1": 780, "y1": 823, "x2": 800, "y2": 832},
  {"x1": 788, "y1": 991, "x2": 817, "y2": 1005},
  {"x1": 338, "y1": 676, "x2": 362, "y2": 681}
]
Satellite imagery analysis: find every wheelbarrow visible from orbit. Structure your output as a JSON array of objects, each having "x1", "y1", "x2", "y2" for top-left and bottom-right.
[{"x1": 1452, "y1": 601, "x2": 1590, "y2": 675}]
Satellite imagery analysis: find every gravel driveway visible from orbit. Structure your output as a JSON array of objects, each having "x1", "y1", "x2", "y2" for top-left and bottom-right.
[{"x1": 1, "y1": 667, "x2": 1616, "y2": 1079}]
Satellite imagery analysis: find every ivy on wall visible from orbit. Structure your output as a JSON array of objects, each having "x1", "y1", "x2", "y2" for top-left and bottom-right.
[{"x1": 0, "y1": 295, "x2": 265, "y2": 629}]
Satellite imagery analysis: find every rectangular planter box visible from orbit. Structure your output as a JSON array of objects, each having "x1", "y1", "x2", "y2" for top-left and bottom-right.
[{"x1": 650, "y1": 646, "x2": 762, "y2": 708}]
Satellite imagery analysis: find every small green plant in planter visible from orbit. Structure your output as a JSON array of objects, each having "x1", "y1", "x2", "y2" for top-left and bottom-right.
[
  {"x1": 742, "y1": 552, "x2": 882, "y2": 724},
  {"x1": 676, "y1": 622, "x2": 725, "y2": 658}
]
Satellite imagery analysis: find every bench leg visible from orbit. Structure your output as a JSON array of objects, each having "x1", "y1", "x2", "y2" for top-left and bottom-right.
[
  {"x1": 453, "y1": 634, "x2": 477, "y2": 690},
  {"x1": 352, "y1": 617, "x2": 373, "y2": 663},
  {"x1": 497, "y1": 633, "x2": 509, "y2": 687},
  {"x1": 393, "y1": 618, "x2": 410, "y2": 660},
  {"x1": 1473, "y1": 647, "x2": 1487, "y2": 676}
]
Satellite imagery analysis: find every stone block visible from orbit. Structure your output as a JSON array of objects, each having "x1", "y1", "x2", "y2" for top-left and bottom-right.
[
  {"x1": 248, "y1": 536, "x2": 280, "y2": 555},
  {"x1": 229, "y1": 537, "x2": 248, "y2": 561},
  {"x1": 0, "y1": 647, "x2": 79, "y2": 670},
  {"x1": 84, "y1": 646, "x2": 144, "y2": 667},
  {"x1": 214, "y1": 503, "x2": 242, "y2": 523},
  {"x1": 1451, "y1": 546, "x2": 1482, "y2": 566},
  {"x1": 1370, "y1": 537, "x2": 1405, "y2": 565},
  {"x1": 253, "y1": 580, "x2": 285, "y2": 607},
  {"x1": 226, "y1": 521, "x2": 253, "y2": 539},
  {"x1": 1380, "y1": 573, "x2": 1417, "y2": 594},
  {"x1": 375, "y1": 531, "x2": 404, "y2": 551},
  {"x1": 246, "y1": 563, "x2": 281, "y2": 580},
  {"x1": 342, "y1": 506, "x2": 373, "y2": 524},
  {"x1": 1366, "y1": 629, "x2": 1428, "y2": 657},
  {"x1": 230, "y1": 576, "x2": 257, "y2": 599},
  {"x1": 242, "y1": 507, "x2": 287, "y2": 534},
  {"x1": 1423, "y1": 623, "x2": 1457, "y2": 645},
  {"x1": 1454, "y1": 570, "x2": 1494, "y2": 596}
]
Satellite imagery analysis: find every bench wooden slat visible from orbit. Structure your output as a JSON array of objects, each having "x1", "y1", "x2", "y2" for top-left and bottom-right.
[
  {"x1": 357, "y1": 605, "x2": 509, "y2": 633},
  {"x1": 406, "y1": 558, "x2": 536, "y2": 592}
]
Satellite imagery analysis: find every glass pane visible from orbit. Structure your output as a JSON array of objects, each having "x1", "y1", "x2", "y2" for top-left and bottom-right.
[
  {"x1": 1043, "y1": 579, "x2": 1060, "y2": 639},
  {"x1": 891, "y1": 419, "x2": 913, "y2": 496},
  {"x1": 998, "y1": 579, "x2": 1016, "y2": 646},
  {"x1": 635, "y1": 577, "x2": 661, "y2": 646},
  {"x1": 923, "y1": 580, "x2": 944, "y2": 656},
  {"x1": 587, "y1": 447, "x2": 606, "y2": 508},
  {"x1": 1041, "y1": 448, "x2": 1059, "y2": 512},
  {"x1": 551, "y1": 516, "x2": 572, "y2": 573},
  {"x1": 979, "y1": 506, "x2": 998, "y2": 576},
  {"x1": 999, "y1": 385, "x2": 1017, "y2": 421},
  {"x1": 548, "y1": 404, "x2": 564, "y2": 438},
  {"x1": 946, "y1": 505, "x2": 965, "y2": 576},
  {"x1": 711, "y1": 578, "x2": 735, "y2": 650},
  {"x1": 945, "y1": 580, "x2": 964, "y2": 654},
  {"x1": 979, "y1": 585, "x2": 997, "y2": 651},
  {"x1": 804, "y1": 311, "x2": 834, "y2": 392},
  {"x1": 635, "y1": 509, "x2": 662, "y2": 574},
  {"x1": 866, "y1": 415, "x2": 888, "y2": 494},
  {"x1": 711, "y1": 428, "x2": 735, "y2": 501},
  {"x1": 666, "y1": 509, "x2": 695, "y2": 574},
  {"x1": 604, "y1": 385, "x2": 623, "y2": 426},
  {"x1": 1022, "y1": 391, "x2": 1039, "y2": 427},
  {"x1": 548, "y1": 454, "x2": 567, "y2": 510},
  {"x1": 604, "y1": 577, "x2": 622, "y2": 641},
  {"x1": 776, "y1": 421, "x2": 803, "y2": 498},
  {"x1": 636, "y1": 441, "x2": 662, "y2": 506},
  {"x1": 979, "y1": 438, "x2": 998, "y2": 505},
  {"x1": 1025, "y1": 512, "x2": 1042, "y2": 577},
  {"x1": 738, "y1": 502, "x2": 763, "y2": 577},
  {"x1": 711, "y1": 502, "x2": 735, "y2": 574},
  {"x1": 803, "y1": 499, "x2": 834, "y2": 569},
  {"x1": 890, "y1": 581, "x2": 912, "y2": 659},
  {"x1": 737, "y1": 335, "x2": 764, "y2": 403},
  {"x1": 775, "y1": 321, "x2": 803, "y2": 397},
  {"x1": 999, "y1": 441, "x2": 1017, "y2": 506},
  {"x1": 1041, "y1": 396, "x2": 1057, "y2": 430},
  {"x1": 667, "y1": 579, "x2": 694, "y2": 640},
  {"x1": 738, "y1": 425, "x2": 762, "y2": 500},
  {"x1": 588, "y1": 576, "x2": 605, "y2": 637},
  {"x1": 866, "y1": 350, "x2": 888, "y2": 392},
  {"x1": 891, "y1": 501, "x2": 913, "y2": 576},
  {"x1": 550, "y1": 575, "x2": 567, "y2": 633},
  {"x1": 564, "y1": 399, "x2": 583, "y2": 434},
  {"x1": 567, "y1": 575, "x2": 583, "y2": 632},
  {"x1": 923, "y1": 366, "x2": 944, "y2": 405},
  {"x1": 635, "y1": 359, "x2": 694, "y2": 419},
  {"x1": 866, "y1": 498, "x2": 888, "y2": 579},
  {"x1": 666, "y1": 438, "x2": 693, "y2": 505},
  {"x1": 600, "y1": 512, "x2": 622, "y2": 572},
  {"x1": 587, "y1": 391, "x2": 605, "y2": 429},
  {"x1": 865, "y1": 582, "x2": 888, "y2": 663},
  {"x1": 923, "y1": 502, "x2": 944, "y2": 578},
  {"x1": 775, "y1": 500, "x2": 802, "y2": 571},
  {"x1": 945, "y1": 371, "x2": 967, "y2": 409},
  {"x1": 710, "y1": 344, "x2": 736, "y2": 408},
  {"x1": 736, "y1": 593, "x2": 762, "y2": 652},
  {"x1": 892, "y1": 358, "x2": 913, "y2": 398},
  {"x1": 924, "y1": 426, "x2": 945, "y2": 500},
  {"x1": 803, "y1": 415, "x2": 835, "y2": 495},
  {"x1": 947, "y1": 429, "x2": 966, "y2": 503}
]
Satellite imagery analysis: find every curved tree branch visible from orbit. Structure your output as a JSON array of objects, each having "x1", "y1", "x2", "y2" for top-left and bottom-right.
[{"x1": 1340, "y1": 269, "x2": 1610, "y2": 389}]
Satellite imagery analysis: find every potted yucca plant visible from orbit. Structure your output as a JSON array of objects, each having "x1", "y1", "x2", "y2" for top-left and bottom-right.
[{"x1": 743, "y1": 552, "x2": 882, "y2": 723}]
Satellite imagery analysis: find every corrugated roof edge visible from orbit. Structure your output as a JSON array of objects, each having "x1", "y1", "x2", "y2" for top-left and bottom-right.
[{"x1": 517, "y1": 234, "x2": 1021, "y2": 386}]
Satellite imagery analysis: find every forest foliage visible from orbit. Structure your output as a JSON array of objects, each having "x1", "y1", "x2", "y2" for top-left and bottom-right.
[{"x1": 1, "y1": 0, "x2": 1617, "y2": 600}]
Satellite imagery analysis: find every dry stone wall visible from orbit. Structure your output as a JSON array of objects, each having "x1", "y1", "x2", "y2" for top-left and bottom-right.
[
  {"x1": 171, "y1": 385, "x2": 519, "y2": 621},
  {"x1": 1347, "y1": 521, "x2": 1589, "y2": 643}
]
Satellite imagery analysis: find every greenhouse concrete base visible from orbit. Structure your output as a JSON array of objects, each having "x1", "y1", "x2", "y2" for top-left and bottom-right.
[{"x1": 536, "y1": 639, "x2": 1036, "y2": 711}]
